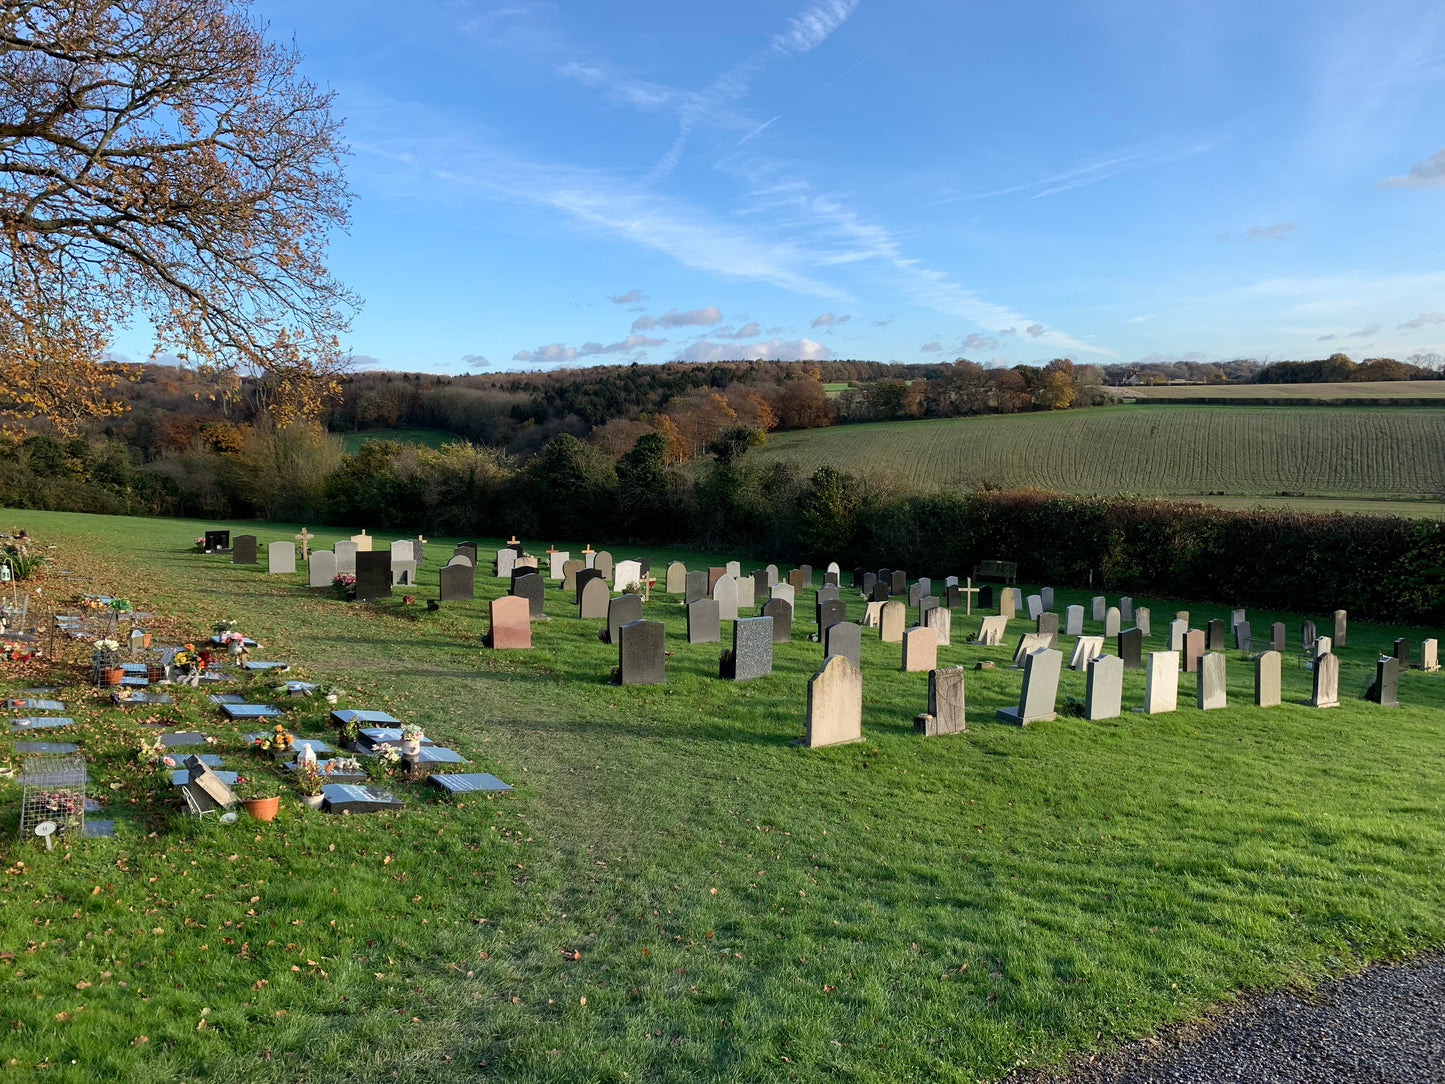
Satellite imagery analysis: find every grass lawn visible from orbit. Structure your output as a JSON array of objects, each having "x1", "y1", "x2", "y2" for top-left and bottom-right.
[
  {"x1": 1112, "y1": 380, "x2": 1445, "y2": 401},
  {"x1": 1, "y1": 509, "x2": 1443, "y2": 1083},
  {"x1": 338, "y1": 428, "x2": 462, "y2": 453}
]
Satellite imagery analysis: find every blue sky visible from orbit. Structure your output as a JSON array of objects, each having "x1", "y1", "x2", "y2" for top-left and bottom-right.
[{"x1": 155, "y1": 0, "x2": 1445, "y2": 373}]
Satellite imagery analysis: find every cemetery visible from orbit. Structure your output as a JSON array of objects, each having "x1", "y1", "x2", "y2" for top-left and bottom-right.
[{"x1": 0, "y1": 508, "x2": 1442, "y2": 1083}]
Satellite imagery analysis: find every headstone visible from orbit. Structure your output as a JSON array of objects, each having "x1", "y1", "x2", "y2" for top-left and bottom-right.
[
  {"x1": 390, "y1": 539, "x2": 412, "y2": 568},
  {"x1": 543, "y1": 549, "x2": 568, "y2": 581},
  {"x1": 728, "y1": 617, "x2": 774, "y2": 681},
  {"x1": 917, "y1": 595, "x2": 939, "y2": 629},
  {"x1": 972, "y1": 615, "x2": 1008, "y2": 646},
  {"x1": 334, "y1": 539, "x2": 357, "y2": 574},
  {"x1": 1142, "y1": 651, "x2": 1179, "y2": 713},
  {"x1": 438, "y1": 561, "x2": 473, "y2": 602},
  {"x1": 817, "y1": 584, "x2": 840, "y2": 606},
  {"x1": 1394, "y1": 638, "x2": 1412, "y2": 667},
  {"x1": 1026, "y1": 594, "x2": 1043, "y2": 621},
  {"x1": 1085, "y1": 655, "x2": 1124, "y2": 721},
  {"x1": 826, "y1": 561, "x2": 840, "y2": 578},
  {"x1": 879, "y1": 600, "x2": 906, "y2": 643},
  {"x1": 1176, "y1": 610, "x2": 1190, "y2": 624},
  {"x1": 1063, "y1": 604, "x2": 1086, "y2": 636},
  {"x1": 593, "y1": 551, "x2": 614, "y2": 581},
  {"x1": 1315, "y1": 636, "x2": 1332, "y2": 657},
  {"x1": 817, "y1": 597, "x2": 846, "y2": 632},
  {"x1": 925, "y1": 605, "x2": 952, "y2": 647},
  {"x1": 1233, "y1": 621, "x2": 1252, "y2": 651},
  {"x1": 1422, "y1": 638, "x2": 1439, "y2": 673},
  {"x1": 1309, "y1": 652, "x2": 1339, "y2": 708},
  {"x1": 915, "y1": 666, "x2": 966, "y2": 736},
  {"x1": 770, "y1": 583, "x2": 796, "y2": 609},
  {"x1": 606, "y1": 594, "x2": 643, "y2": 644},
  {"x1": 877, "y1": 569, "x2": 892, "y2": 594},
  {"x1": 823, "y1": 621, "x2": 862, "y2": 670},
  {"x1": 726, "y1": 561, "x2": 741, "y2": 578},
  {"x1": 1197, "y1": 652, "x2": 1227, "y2": 710},
  {"x1": 488, "y1": 596, "x2": 531, "y2": 649},
  {"x1": 613, "y1": 559, "x2": 643, "y2": 592},
  {"x1": 1012, "y1": 632, "x2": 1053, "y2": 668},
  {"x1": 1069, "y1": 635, "x2": 1104, "y2": 671},
  {"x1": 576, "y1": 568, "x2": 604, "y2": 602},
  {"x1": 350, "y1": 530, "x2": 373, "y2": 552},
  {"x1": 572, "y1": 577, "x2": 607, "y2": 621},
  {"x1": 996, "y1": 648, "x2": 1062, "y2": 725},
  {"x1": 823, "y1": 571, "x2": 839, "y2": 588},
  {"x1": 902, "y1": 627, "x2": 938, "y2": 672},
  {"x1": 761, "y1": 598, "x2": 793, "y2": 642},
  {"x1": 308, "y1": 549, "x2": 337, "y2": 588},
  {"x1": 1118, "y1": 627, "x2": 1142, "y2": 670},
  {"x1": 869, "y1": 582, "x2": 890, "y2": 603},
  {"x1": 978, "y1": 585, "x2": 994, "y2": 611},
  {"x1": 203, "y1": 529, "x2": 230, "y2": 553},
  {"x1": 712, "y1": 575, "x2": 739, "y2": 622},
  {"x1": 1301, "y1": 619, "x2": 1317, "y2": 647},
  {"x1": 861, "y1": 600, "x2": 885, "y2": 628},
  {"x1": 1040, "y1": 587, "x2": 1054, "y2": 610},
  {"x1": 1229, "y1": 607, "x2": 1246, "y2": 629},
  {"x1": 1135, "y1": 607, "x2": 1151, "y2": 636},
  {"x1": 861, "y1": 572, "x2": 877, "y2": 595},
  {"x1": 1104, "y1": 607, "x2": 1121, "y2": 637},
  {"x1": 684, "y1": 570, "x2": 706, "y2": 604},
  {"x1": 1119, "y1": 596, "x2": 1133, "y2": 622},
  {"x1": 1036, "y1": 611, "x2": 1059, "y2": 649},
  {"x1": 753, "y1": 568, "x2": 772, "y2": 597},
  {"x1": 999, "y1": 589, "x2": 1016, "y2": 619},
  {"x1": 1182, "y1": 629, "x2": 1206, "y2": 672},
  {"x1": 890, "y1": 570, "x2": 906, "y2": 596},
  {"x1": 805, "y1": 655, "x2": 862, "y2": 748},
  {"x1": 496, "y1": 548, "x2": 517, "y2": 578},
  {"x1": 907, "y1": 582, "x2": 924, "y2": 608},
  {"x1": 183, "y1": 754, "x2": 238, "y2": 810},
  {"x1": 1168, "y1": 618, "x2": 1187, "y2": 651},
  {"x1": 618, "y1": 620, "x2": 665, "y2": 685},
  {"x1": 735, "y1": 574, "x2": 755, "y2": 610},
  {"x1": 1205, "y1": 618, "x2": 1225, "y2": 652},
  {"x1": 1255, "y1": 651, "x2": 1281, "y2": 707},
  {"x1": 428, "y1": 772, "x2": 512, "y2": 794},
  {"x1": 232, "y1": 534, "x2": 257, "y2": 565},
  {"x1": 355, "y1": 552, "x2": 392, "y2": 600},
  {"x1": 1369, "y1": 656, "x2": 1400, "y2": 707},
  {"x1": 665, "y1": 561, "x2": 687, "y2": 594},
  {"x1": 764, "y1": 564, "x2": 779, "y2": 587},
  {"x1": 267, "y1": 541, "x2": 296, "y2": 575},
  {"x1": 447, "y1": 554, "x2": 474, "y2": 568},
  {"x1": 511, "y1": 572, "x2": 545, "y2": 618},
  {"x1": 1091, "y1": 596, "x2": 1106, "y2": 621},
  {"x1": 1333, "y1": 609, "x2": 1348, "y2": 648},
  {"x1": 799, "y1": 564, "x2": 815, "y2": 588},
  {"x1": 562, "y1": 559, "x2": 584, "y2": 591},
  {"x1": 787, "y1": 568, "x2": 804, "y2": 591},
  {"x1": 688, "y1": 598, "x2": 720, "y2": 644}
]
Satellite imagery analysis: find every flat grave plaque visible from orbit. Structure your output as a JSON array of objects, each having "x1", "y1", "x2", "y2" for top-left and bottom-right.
[
  {"x1": 221, "y1": 703, "x2": 286, "y2": 719},
  {"x1": 207, "y1": 693, "x2": 246, "y2": 704},
  {"x1": 330, "y1": 708, "x2": 401, "y2": 727},
  {"x1": 322, "y1": 783, "x2": 404, "y2": 814},
  {"x1": 12, "y1": 741, "x2": 79, "y2": 753},
  {"x1": 429, "y1": 772, "x2": 513, "y2": 794},
  {"x1": 11, "y1": 717, "x2": 74, "y2": 731}
]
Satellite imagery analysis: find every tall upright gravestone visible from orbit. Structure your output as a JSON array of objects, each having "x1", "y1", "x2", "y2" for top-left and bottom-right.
[
  {"x1": 1254, "y1": 650, "x2": 1281, "y2": 707},
  {"x1": 438, "y1": 561, "x2": 474, "y2": 602},
  {"x1": 804, "y1": 655, "x2": 861, "y2": 748},
  {"x1": 1309, "y1": 652, "x2": 1339, "y2": 708},
  {"x1": 618, "y1": 620, "x2": 665, "y2": 686},
  {"x1": 267, "y1": 541, "x2": 296, "y2": 575},
  {"x1": 688, "y1": 598, "x2": 720, "y2": 644},
  {"x1": 915, "y1": 666, "x2": 965, "y2": 736},
  {"x1": 1142, "y1": 651, "x2": 1179, "y2": 714},
  {"x1": 1085, "y1": 654, "x2": 1123, "y2": 721},
  {"x1": 308, "y1": 549, "x2": 337, "y2": 589},
  {"x1": 996, "y1": 648, "x2": 1062, "y2": 725},
  {"x1": 355, "y1": 552, "x2": 392, "y2": 601},
  {"x1": 488, "y1": 596, "x2": 531, "y2": 649},
  {"x1": 761, "y1": 598, "x2": 793, "y2": 642},
  {"x1": 823, "y1": 621, "x2": 861, "y2": 670},
  {"x1": 578, "y1": 576, "x2": 609, "y2": 619},
  {"x1": 232, "y1": 535, "x2": 258, "y2": 565},
  {"x1": 334, "y1": 540, "x2": 358, "y2": 575},
  {"x1": 726, "y1": 617, "x2": 774, "y2": 681}
]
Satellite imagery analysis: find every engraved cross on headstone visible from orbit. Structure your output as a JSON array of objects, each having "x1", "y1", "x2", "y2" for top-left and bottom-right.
[{"x1": 294, "y1": 527, "x2": 315, "y2": 560}]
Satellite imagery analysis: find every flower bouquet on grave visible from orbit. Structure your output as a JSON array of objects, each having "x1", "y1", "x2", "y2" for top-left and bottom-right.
[
  {"x1": 232, "y1": 775, "x2": 281, "y2": 821},
  {"x1": 330, "y1": 572, "x2": 356, "y2": 600},
  {"x1": 194, "y1": 536, "x2": 206, "y2": 552},
  {"x1": 106, "y1": 598, "x2": 132, "y2": 613},
  {"x1": 400, "y1": 724, "x2": 425, "y2": 757},
  {"x1": 372, "y1": 744, "x2": 402, "y2": 777},
  {"x1": 294, "y1": 760, "x2": 325, "y2": 804},
  {"x1": 219, "y1": 630, "x2": 247, "y2": 657},
  {"x1": 333, "y1": 713, "x2": 361, "y2": 747},
  {"x1": 136, "y1": 735, "x2": 166, "y2": 766},
  {"x1": 93, "y1": 637, "x2": 123, "y2": 683},
  {"x1": 213, "y1": 618, "x2": 239, "y2": 635},
  {"x1": 252, "y1": 724, "x2": 295, "y2": 756},
  {"x1": 2, "y1": 639, "x2": 34, "y2": 662}
]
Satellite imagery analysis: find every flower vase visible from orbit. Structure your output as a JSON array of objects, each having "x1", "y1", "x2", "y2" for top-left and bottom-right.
[
  {"x1": 401, "y1": 737, "x2": 421, "y2": 757},
  {"x1": 299, "y1": 794, "x2": 325, "y2": 810},
  {"x1": 243, "y1": 797, "x2": 280, "y2": 821},
  {"x1": 228, "y1": 640, "x2": 244, "y2": 657}
]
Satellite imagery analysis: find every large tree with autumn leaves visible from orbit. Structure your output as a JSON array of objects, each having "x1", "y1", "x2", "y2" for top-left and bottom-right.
[{"x1": 0, "y1": 0, "x2": 356, "y2": 434}]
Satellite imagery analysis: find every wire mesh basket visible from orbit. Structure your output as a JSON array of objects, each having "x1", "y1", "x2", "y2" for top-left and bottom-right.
[{"x1": 19, "y1": 754, "x2": 87, "y2": 839}]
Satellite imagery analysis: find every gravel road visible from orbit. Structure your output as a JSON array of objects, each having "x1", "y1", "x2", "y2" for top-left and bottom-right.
[{"x1": 1037, "y1": 955, "x2": 1445, "y2": 1083}]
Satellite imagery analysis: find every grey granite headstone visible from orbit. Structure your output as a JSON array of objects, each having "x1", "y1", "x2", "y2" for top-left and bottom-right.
[
  {"x1": 322, "y1": 783, "x2": 403, "y2": 814},
  {"x1": 890, "y1": 570, "x2": 906, "y2": 595},
  {"x1": 1394, "y1": 638, "x2": 1412, "y2": 667},
  {"x1": 1064, "y1": 605, "x2": 1084, "y2": 636},
  {"x1": 1233, "y1": 620, "x2": 1251, "y2": 651},
  {"x1": 618, "y1": 619, "x2": 666, "y2": 685},
  {"x1": 1197, "y1": 652, "x2": 1227, "y2": 709},
  {"x1": 334, "y1": 539, "x2": 358, "y2": 574},
  {"x1": 438, "y1": 561, "x2": 474, "y2": 602},
  {"x1": 684, "y1": 570, "x2": 706, "y2": 605},
  {"x1": 1270, "y1": 622, "x2": 1287, "y2": 652},
  {"x1": 1040, "y1": 587, "x2": 1054, "y2": 610},
  {"x1": 1026, "y1": 594, "x2": 1043, "y2": 621},
  {"x1": 1369, "y1": 656, "x2": 1400, "y2": 707},
  {"x1": 355, "y1": 551, "x2": 392, "y2": 600},
  {"x1": 823, "y1": 621, "x2": 861, "y2": 670},
  {"x1": 996, "y1": 647, "x2": 1062, "y2": 725},
  {"x1": 267, "y1": 541, "x2": 296, "y2": 575},
  {"x1": 688, "y1": 598, "x2": 720, "y2": 644},
  {"x1": 232, "y1": 535, "x2": 257, "y2": 565},
  {"x1": 861, "y1": 572, "x2": 877, "y2": 595},
  {"x1": 606, "y1": 593, "x2": 643, "y2": 644},
  {"x1": 429, "y1": 772, "x2": 513, "y2": 794},
  {"x1": 907, "y1": 582, "x2": 923, "y2": 607},
  {"x1": 666, "y1": 561, "x2": 687, "y2": 593},
  {"x1": 1090, "y1": 596, "x2": 1105, "y2": 621},
  {"x1": 1206, "y1": 618, "x2": 1226, "y2": 652},
  {"x1": 391, "y1": 560, "x2": 417, "y2": 586},
  {"x1": 761, "y1": 597, "x2": 793, "y2": 642},
  {"x1": 579, "y1": 577, "x2": 609, "y2": 620},
  {"x1": 511, "y1": 572, "x2": 545, "y2": 619},
  {"x1": 817, "y1": 597, "x2": 846, "y2": 631},
  {"x1": 1118, "y1": 595, "x2": 1132, "y2": 621},
  {"x1": 308, "y1": 549, "x2": 336, "y2": 589},
  {"x1": 1085, "y1": 654, "x2": 1123, "y2": 720},
  {"x1": 1254, "y1": 650, "x2": 1281, "y2": 707},
  {"x1": 1118, "y1": 627, "x2": 1142, "y2": 670},
  {"x1": 1333, "y1": 609, "x2": 1348, "y2": 648},
  {"x1": 728, "y1": 617, "x2": 774, "y2": 681},
  {"x1": 712, "y1": 574, "x2": 739, "y2": 622}
]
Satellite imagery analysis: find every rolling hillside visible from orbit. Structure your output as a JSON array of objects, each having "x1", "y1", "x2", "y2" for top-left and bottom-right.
[{"x1": 750, "y1": 404, "x2": 1445, "y2": 507}]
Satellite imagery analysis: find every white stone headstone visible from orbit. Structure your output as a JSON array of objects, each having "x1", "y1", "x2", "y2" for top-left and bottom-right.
[
  {"x1": 1069, "y1": 635, "x2": 1105, "y2": 671},
  {"x1": 308, "y1": 550, "x2": 336, "y2": 588},
  {"x1": 334, "y1": 540, "x2": 358, "y2": 575},
  {"x1": 613, "y1": 560, "x2": 643, "y2": 591},
  {"x1": 770, "y1": 583, "x2": 795, "y2": 608},
  {"x1": 267, "y1": 541, "x2": 296, "y2": 575},
  {"x1": 549, "y1": 551, "x2": 570, "y2": 580},
  {"x1": 1142, "y1": 651, "x2": 1180, "y2": 713},
  {"x1": 1026, "y1": 594, "x2": 1043, "y2": 621}
]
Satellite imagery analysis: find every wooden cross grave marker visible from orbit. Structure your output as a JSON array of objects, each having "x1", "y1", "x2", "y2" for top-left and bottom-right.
[
  {"x1": 294, "y1": 527, "x2": 315, "y2": 560},
  {"x1": 960, "y1": 577, "x2": 982, "y2": 616}
]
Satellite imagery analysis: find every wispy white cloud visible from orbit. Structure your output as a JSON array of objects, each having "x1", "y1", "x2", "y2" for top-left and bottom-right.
[
  {"x1": 919, "y1": 341, "x2": 941, "y2": 352},
  {"x1": 771, "y1": 0, "x2": 859, "y2": 57},
  {"x1": 513, "y1": 332, "x2": 666, "y2": 365},
  {"x1": 1380, "y1": 147, "x2": 1445, "y2": 188},
  {"x1": 712, "y1": 321, "x2": 761, "y2": 340},
  {"x1": 459, "y1": 353, "x2": 492, "y2": 368},
  {"x1": 1347, "y1": 323, "x2": 1381, "y2": 338},
  {"x1": 608, "y1": 289, "x2": 648, "y2": 304},
  {"x1": 962, "y1": 332, "x2": 999, "y2": 351},
  {"x1": 810, "y1": 312, "x2": 851, "y2": 328},
  {"x1": 1399, "y1": 312, "x2": 1445, "y2": 331},
  {"x1": 676, "y1": 337, "x2": 831, "y2": 363},
  {"x1": 1245, "y1": 221, "x2": 1297, "y2": 241},
  {"x1": 632, "y1": 306, "x2": 723, "y2": 331}
]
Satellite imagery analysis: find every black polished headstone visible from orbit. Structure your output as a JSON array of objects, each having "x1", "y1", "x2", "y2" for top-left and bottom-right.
[
  {"x1": 1118, "y1": 627, "x2": 1143, "y2": 670},
  {"x1": 231, "y1": 534, "x2": 257, "y2": 565},
  {"x1": 978, "y1": 585, "x2": 994, "y2": 610},
  {"x1": 203, "y1": 529, "x2": 231, "y2": 552},
  {"x1": 355, "y1": 551, "x2": 392, "y2": 600},
  {"x1": 851, "y1": 568, "x2": 865, "y2": 589},
  {"x1": 618, "y1": 619, "x2": 666, "y2": 685},
  {"x1": 1394, "y1": 638, "x2": 1412, "y2": 667},
  {"x1": 945, "y1": 585, "x2": 963, "y2": 610},
  {"x1": 890, "y1": 570, "x2": 907, "y2": 595},
  {"x1": 322, "y1": 783, "x2": 404, "y2": 814},
  {"x1": 1205, "y1": 618, "x2": 1225, "y2": 652},
  {"x1": 438, "y1": 561, "x2": 474, "y2": 601},
  {"x1": 455, "y1": 541, "x2": 479, "y2": 564},
  {"x1": 862, "y1": 572, "x2": 877, "y2": 595},
  {"x1": 869, "y1": 582, "x2": 889, "y2": 603}
]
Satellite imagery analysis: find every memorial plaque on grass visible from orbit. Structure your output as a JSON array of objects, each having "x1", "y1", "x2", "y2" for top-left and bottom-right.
[
  {"x1": 330, "y1": 709, "x2": 400, "y2": 728},
  {"x1": 159, "y1": 731, "x2": 209, "y2": 747},
  {"x1": 606, "y1": 594, "x2": 644, "y2": 644},
  {"x1": 13, "y1": 741, "x2": 78, "y2": 753},
  {"x1": 411, "y1": 746, "x2": 471, "y2": 765},
  {"x1": 1085, "y1": 655, "x2": 1123, "y2": 720},
  {"x1": 996, "y1": 648, "x2": 1062, "y2": 726},
  {"x1": 267, "y1": 541, "x2": 296, "y2": 575},
  {"x1": 688, "y1": 598, "x2": 720, "y2": 644},
  {"x1": 727, "y1": 617, "x2": 774, "y2": 681},
  {"x1": 334, "y1": 540, "x2": 358, "y2": 574},
  {"x1": 429, "y1": 772, "x2": 513, "y2": 794},
  {"x1": 761, "y1": 598, "x2": 793, "y2": 642},
  {"x1": 11, "y1": 716, "x2": 74, "y2": 731},
  {"x1": 618, "y1": 620, "x2": 666, "y2": 685},
  {"x1": 511, "y1": 573, "x2": 545, "y2": 619},
  {"x1": 915, "y1": 666, "x2": 965, "y2": 736},
  {"x1": 223, "y1": 703, "x2": 285, "y2": 719},
  {"x1": 355, "y1": 552, "x2": 393, "y2": 600},
  {"x1": 804, "y1": 655, "x2": 862, "y2": 748},
  {"x1": 232, "y1": 535, "x2": 258, "y2": 565},
  {"x1": 322, "y1": 783, "x2": 404, "y2": 814},
  {"x1": 488, "y1": 596, "x2": 531, "y2": 649},
  {"x1": 823, "y1": 621, "x2": 861, "y2": 670}
]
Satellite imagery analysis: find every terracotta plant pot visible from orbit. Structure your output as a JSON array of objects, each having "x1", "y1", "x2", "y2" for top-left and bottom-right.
[
  {"x1": 243, "y1": 796, "x2": 280, "y2": 821},
  {"x1": 100, "y1": 667, "x2": 123, "y2": 686},
  {"x1": 141, "y1": 632, "x2": 152, "y2": 648}
]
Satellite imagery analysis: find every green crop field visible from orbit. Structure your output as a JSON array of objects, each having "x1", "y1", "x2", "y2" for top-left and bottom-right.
[
  {"x1": 1112, "y1": 380, "x2": 1445, "y2": 401},
  {"x1": 752, "y1": 405, "x2": 1445, "y2": 508},
  {"x1": 338, "y1": 427, "x2": 462, "y2": 453},
  {"x1": 0, "y1": 509, "x2": 1443, "y2": 1082}
]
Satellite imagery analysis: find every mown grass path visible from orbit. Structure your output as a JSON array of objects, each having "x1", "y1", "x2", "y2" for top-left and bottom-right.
[{"x1": 1, "y1": 509, "x2": 1442, "y2": 1083}]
